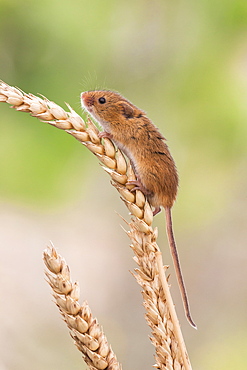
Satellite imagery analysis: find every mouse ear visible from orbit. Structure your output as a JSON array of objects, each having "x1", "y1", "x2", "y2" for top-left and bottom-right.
[{"x1": 119, "y1": 101, "x2": 135, "y2": 119}]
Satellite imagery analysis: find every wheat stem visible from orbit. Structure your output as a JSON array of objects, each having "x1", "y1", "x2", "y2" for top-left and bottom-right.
[
  {"x1": 0, "y1": 80, "x2": 193, "y2": 369},
  {"x1": 156, "y1": 251, "x2": 191, "y2": 369}
]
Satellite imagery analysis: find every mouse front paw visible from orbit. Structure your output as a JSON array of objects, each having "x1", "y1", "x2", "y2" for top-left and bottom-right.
[{"x1": 99, "y1": 131, "x2": 113, "y2": 140}]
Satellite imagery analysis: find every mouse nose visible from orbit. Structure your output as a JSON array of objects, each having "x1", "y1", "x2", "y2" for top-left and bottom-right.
[{"x1": 81, "y1": 92, "x2": 94, "y2": 107}]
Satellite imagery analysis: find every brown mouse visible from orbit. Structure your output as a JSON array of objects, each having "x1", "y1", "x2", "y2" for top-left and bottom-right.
[{"x1": 81, "y1": 90, "x2": 196, "y2": 329}]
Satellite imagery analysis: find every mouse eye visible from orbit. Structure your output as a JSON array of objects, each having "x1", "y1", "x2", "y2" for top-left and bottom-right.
[{"x1": 98, "y1": 97, "x2": 106, "y2": 104}]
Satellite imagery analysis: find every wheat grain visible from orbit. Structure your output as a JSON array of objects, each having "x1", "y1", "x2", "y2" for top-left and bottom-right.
[
  {"x1": 0, "y1": 81, "x2": 193, "y2": 369},
  {"x1": 43, "y1": 244, "x2": 122, "y2": 370}
]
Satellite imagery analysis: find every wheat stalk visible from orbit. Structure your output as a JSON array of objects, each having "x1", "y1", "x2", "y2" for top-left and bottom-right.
[
  {"x1": 0, "y1": 80, "x2": 193, "y2": 369},
  {"x1": 43, "y1": 244, "x2": 122, "y2": 370}
]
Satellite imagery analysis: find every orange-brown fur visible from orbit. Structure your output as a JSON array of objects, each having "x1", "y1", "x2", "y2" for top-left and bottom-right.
[
  {"x1": 81, "y1": 90, "x2": 196, "y2": 328},
  {"x1": 81, "y1": 90, "x2": 178, "y2": 209}
]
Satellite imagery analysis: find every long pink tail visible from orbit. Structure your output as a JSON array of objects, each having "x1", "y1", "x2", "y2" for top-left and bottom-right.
[{"x1": 165, "y1": 207, "x2": 197, "y2": 329}]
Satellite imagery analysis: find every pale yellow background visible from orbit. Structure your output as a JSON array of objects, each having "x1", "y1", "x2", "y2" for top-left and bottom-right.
[{"x1": 0, "y1": 1, "x2": 247, "y2": 369}]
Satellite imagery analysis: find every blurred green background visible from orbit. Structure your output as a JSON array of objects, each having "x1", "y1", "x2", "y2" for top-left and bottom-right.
[{"x1": 0, "y1": 0, "x2": 247, "y2": 369}]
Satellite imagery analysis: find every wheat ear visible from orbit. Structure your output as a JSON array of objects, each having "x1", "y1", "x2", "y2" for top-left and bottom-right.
[
  {"x1": 0, "y1": 81, "x2": 193, "y2": 369},
  {"x1": 43, "y1": 244, "x2": 122, "y2": 370}
]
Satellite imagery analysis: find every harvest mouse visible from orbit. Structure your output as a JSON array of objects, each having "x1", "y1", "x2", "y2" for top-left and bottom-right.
[{"x1": 81, "y1": 90, "x2": 196, "y2": 329}]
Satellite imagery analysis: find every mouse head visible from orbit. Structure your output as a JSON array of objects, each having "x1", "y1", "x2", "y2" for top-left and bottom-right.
[{"x1": 81, "y1": 90, "x2": 144, "y2": 130}]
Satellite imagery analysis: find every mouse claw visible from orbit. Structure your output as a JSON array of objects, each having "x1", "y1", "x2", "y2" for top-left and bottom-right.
[
  {"x1": 126, "y1": 180, "x2": 150, "y2": 195},
  {"x1": 98, "y1": 131, "x2": 113, "y2": 140},
  {"x1": 153, "y1": 207, "x2": 161, "y2": 216}
]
